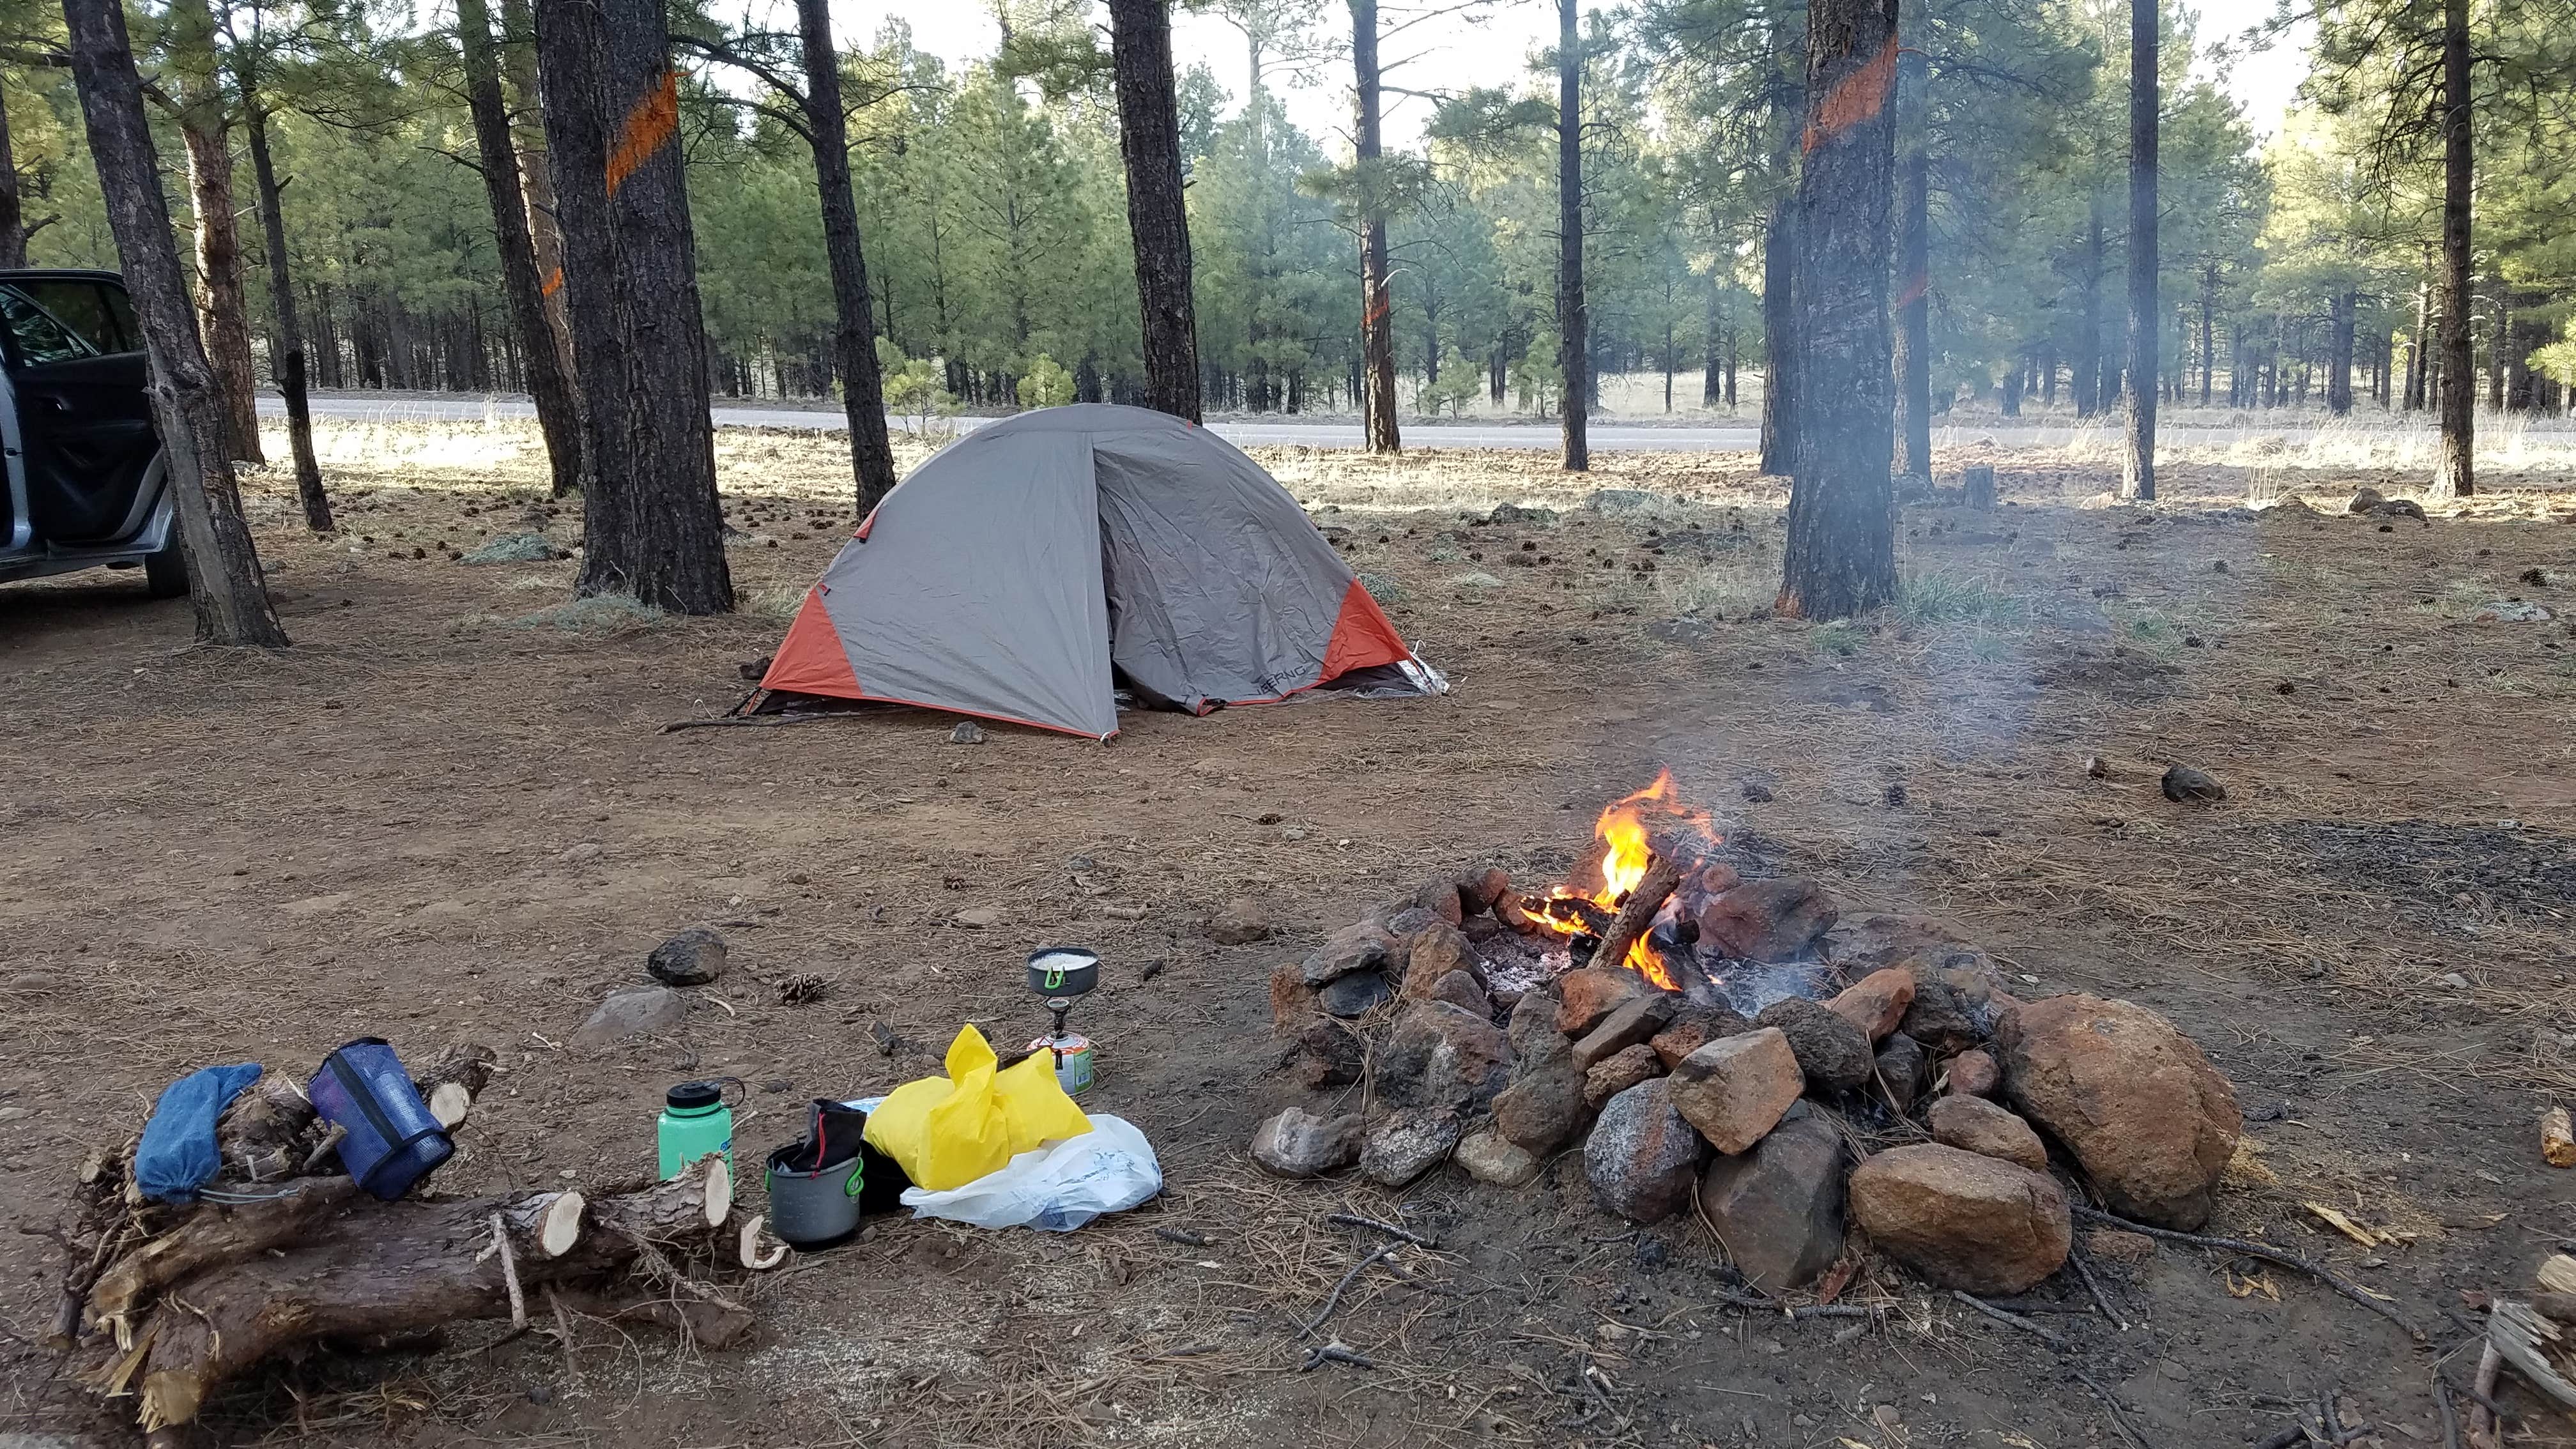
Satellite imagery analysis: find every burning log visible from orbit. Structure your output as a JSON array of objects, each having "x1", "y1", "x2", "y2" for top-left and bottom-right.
[{"x1": 1594, "y1": 852, "x2": 1685, "y2": 981}]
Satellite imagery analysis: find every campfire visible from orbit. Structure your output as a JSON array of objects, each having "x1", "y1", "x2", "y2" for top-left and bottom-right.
[{"x1": 1259, "y1": 770, "x2": 2251, "y2": 1310}]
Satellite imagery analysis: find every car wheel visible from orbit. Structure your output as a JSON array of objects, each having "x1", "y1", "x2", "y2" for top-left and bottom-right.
[{"x1": 142, "y1": 536, "x2": 188, "y2": 599}]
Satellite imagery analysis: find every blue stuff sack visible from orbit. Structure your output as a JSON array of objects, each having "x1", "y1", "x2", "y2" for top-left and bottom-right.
[
  {"x1": 307, "y1": 1039, "x2": 452, "y2": 1200},
  {"x1": 134, "y1": 1062, "x2": 266, "y2": 1204}
]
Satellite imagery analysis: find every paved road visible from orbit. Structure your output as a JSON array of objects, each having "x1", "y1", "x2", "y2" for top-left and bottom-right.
[{"x1": 259, "y1": 392, "x2": 2489, "y2": 453}]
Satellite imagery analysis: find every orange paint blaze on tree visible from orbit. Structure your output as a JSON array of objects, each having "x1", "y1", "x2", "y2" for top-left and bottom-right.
[{"x1": 1802, "y1": 36, "x2": 1897, "y2": 153}]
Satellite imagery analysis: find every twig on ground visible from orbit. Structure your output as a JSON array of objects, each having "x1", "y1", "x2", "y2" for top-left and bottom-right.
[
  {"x1": 2071, "y1": 1204, "x2": 2424, "y2": 1342},
  {"x1": 1298, "y1": 1241, "x2": 1402, "y2": 1340},
  {"x1": 488, "y1": 1212, "x2": 527, "y2": 1331},
  {"x1": 2067, "y1": 1243, "x2": 2129, "y2": 1329},
  {"x1": 1954, "y1": 1290, "x2": 2069, "y2": 1350},
  {"x1": 1326, "y1": 1212, "x2": 1438, "y2": 1248},
  {"x1": 1708, "y1": 1289, "x2": 1879, "y2": 1321},
  {"x1": 2435, "y1": 1377, "x2": 2460, "y2": 1449},
  {"x1": 2466, "y1": 1342, "x2": 2501, "y2": 1449},
  {"x1": 1152, "y1": 1227, "x2": 1209, "y2": 1247},
  {"x1": 545, "y1": 1285, "x2": 581, "y2": 1397},
  {"x1": 2073, "y1": 1369, "x2": 2153, "y2": 1449}
]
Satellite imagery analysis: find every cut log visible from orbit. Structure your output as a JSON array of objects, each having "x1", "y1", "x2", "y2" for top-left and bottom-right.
[
  {"x1": 428, "y1": 1082, "x2": 471, "y2": 1128},
  {"x1": 211, "y1": 1043, "x2": 496, "y2": 1183},
  {"x1": 504, "y1": 1190, "x2": 586, "y2": 1260},
  {"x1": 109, "y1": 1160, "x2": 724, "y2": 1434},
  {"x1": 1963, "y1": 464, "x2": 1997, "y2": 509},
  {"x1": 2489, "y1": 1300, "x2": 2576, "y2": 1411},
  {"x1": 88, "y1": 1177, "x2": 359, "y2": 1332},
  {"x1": 738, "y1": 1213, "x2": 787, "y2": 1271},
  {"x1": 1593, "y1": 853, "x2": 1685, "y2": 978}
]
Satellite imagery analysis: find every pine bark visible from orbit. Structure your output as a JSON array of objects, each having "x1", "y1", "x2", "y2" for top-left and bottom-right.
[
  {"x1": 795, "y1": 0, "x2": 900, "y2": 509},
  {"x1": 2326, "y1": 289, "x2": 2356, "y2": 416},
  {"x1": 1352, "y1": 0, "x2": 1399, "y2": 452},
  {"x1": 240, "y1": 105, "x2": 331, "y2": 532},
  {"x1": 173, "y1": 121, "x2": 264, "y2": 464},
  {"x1": 1555, "y1": 0, "x2": 1588, "y2": 470},
  {"x1": 459, "y1": 0, "x2": 585, "y2": 500},
  {"x1": 2432, "y1": 0, "x2": 2472, "y2": 497},
  {"x1": 536, "y1": 0, "x2": 733, "y2": 612},
  {"x1": 1107, "y1": 0, "x2": 1202, "y2": 424},
  {"x1": 2120, "y1": 0, "x2": 2156, "y2": 500},
  {"x1": 1775, "y1": 0, "x2": 1897, "y2": 621},
  {"x1": 2074, "y1": 194, "x2": 2103, "y2": 417},
  {"x1": 0, "y1": 71, "x2": 27, "y2": 268},
  {"x1": 1758, "y1": 205, "x2": 1795, "y2": 472},
  {"x1": 499, "y1": 0, "x2": 573, "y2": 369},
  {"x1": 61, "y1": 0, "x2": 286, "y2": 647},
  {"x1": 1890, "y1": 28, "x2": 1929, "y2": 480}
]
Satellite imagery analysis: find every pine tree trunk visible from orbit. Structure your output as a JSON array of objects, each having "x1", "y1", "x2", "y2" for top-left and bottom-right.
[
  {"x1": 2120, "y1": 0, "x2": 2156, "y2": 500},
  {"x1": 1890, "y1": 29, "x2": 1929, "y2": 480},
  {"x1": 2486, "y1": 287, "x2": 2506, "y2": 411},
  {"x1": 796, "y1": 0, "x2": 900, "y2": 509},
  {"x1": 2001, "y1": 356, "x2": 2021, "y2": 416},
  {"x1": 459, "y1": 0, "x2": 585, "y2": 500},
  {"x1": 1702, "y1": 286, "x2": 1721, "y2": 406},
  {"x1": 2327, "y1": 289, "x2": 2356, "y2": 416},
  {"x1": 1351, "y1": 0, "x2": 1399, "y2": 452},
  {"x1": 0, "y1": 71, "x2": 27, "y2": 268},
  {"x1": 1776, "y1": 0, "x2": 1897, "y2": 622},
  {"x1": 240, "y1": 105, "x2": 331, "y2": 532},
  {"x1": 536, "y1": 0, "x2": 733, "y2": 613},
  {"x1": 498, "y1": 0, "x2": 573, "y2": 373},
  {"x1": 1758, "y1": 206, "x2": 1796, "y2": 473},
  {"x1": 1555, "y1": 0, "x2": 1588, "y2": 470},
  {"x1": 2198, "y1": 263, "x2": 2215, "y2": 407},
  {"x1": 61, "y1": 0, "x2": 286, "y2": 647},
  {"x1": 1107, "y1": 0, "x2": 1202, "y2": 423},
  {"x1": 2432, "y1": 0, "x2": 2473, "y2": 497},
  {"x1": 2074, "y1": 194, "x2": 2102, "y2": 417},
  {"x1": 174, "y1": 120, "x2": 264, "y2": 464}
]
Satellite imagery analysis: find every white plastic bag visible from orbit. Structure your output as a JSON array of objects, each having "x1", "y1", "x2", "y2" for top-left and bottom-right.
[{"x1": 898, "y1": 1114, "x2": 1162, "y2": 1231}]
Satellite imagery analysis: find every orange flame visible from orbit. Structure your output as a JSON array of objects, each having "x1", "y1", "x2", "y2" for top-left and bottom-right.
[{"x1": 1527, "y1": 770, "x2": 1718, "y2": 990}]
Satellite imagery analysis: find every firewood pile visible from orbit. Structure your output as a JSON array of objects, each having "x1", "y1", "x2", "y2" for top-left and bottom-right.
[{"x1": 47, "y1": 1042, "x2": 743, "y2": 1445}]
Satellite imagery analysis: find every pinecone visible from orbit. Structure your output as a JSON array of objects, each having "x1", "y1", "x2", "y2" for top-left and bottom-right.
[{"x1": 776, "y1": 972, "x2": 828, "y2": 1005}]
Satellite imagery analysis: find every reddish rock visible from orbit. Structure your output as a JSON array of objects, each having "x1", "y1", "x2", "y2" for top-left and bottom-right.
[
  {"x1": 1271, "y1": 963, "x2": 1319, "y2": 1032},
  {"x1": 1381, "y1": 1001, "x2": 1515, "y2": 1111},
  {"x1": 1667, "y1": 1027, "x2": 1805, "y2": 1154},
  {"x1": 1928, "y1": 1095, "x2": 2049, "y2": 1172},
  {"x1": 1824, "y1": 911, "x2": 1991, "y2": 979},
  {"x1": 1411, "y1": 875, "x2": 1468, "y2": 926},
  {"x1": 1847, "y1": 1144, "x2": 2071, "y2": 1294},
  {"x1": 1300, "y1": 917, "x2": 1398, "y2": 986},
  {"x1": 1571, "y1": 993, "x2": 1682, "y2": 1073},
  {"x1": 1945, "y1": 1049, "x2": 2001, "y2": 1098},
  {"x1": 1207, "y1": 896, "x2": 1271, "y2": 946},
  {"x1": 1492, "y1": 1070, "x2": 1590, "y2": 1156},
  {"x1": 1556, "y1": 967, "x2": 1655, "y2": 1036},
  {"x1": 1425, "y1": 970, "x2": 1491, "y2": 1017},
  {"x1": 1753, "y1": 997, "x2": 1875, "y2": 1092},
  {"x1": 1651, "y1": 1005, "x2": 1752, "y2": 1068},
  {"x1": 1250, "y1": 1107, "x2": 1363, "y2": 1177},
  {"x1": 1584, "y1": 1043, "x2": 1665, "y2": 1108},
  {"x1": 1401, "y1": 919, "x2": 1487, "y2": 996},
  {"x1": 1825, "y1": 967, "x2": 1916, "y2": 1042},
  {"x1": 1506, "y1": 987, "x2": 1571, "y2": 1069},
  {"x1": 1460, "y1": 864, "x2": 1513, "y2": 912},
  {"x1": 1997, "y1": 994, "x2": 2241, "y2": 1230},
  {"x1": 1696, "y1": 877, "x2": 1839, "y2": 962},
  {"x1": 1495, "y1": 895, "x2": 1541, "y2": 933},
  {"x1": 1584, "y1": 1080, "x2": 1705, "y2": 1223},
  {"x1": 1698, "y1": 1111, "x2": 1846, "y2": 1290}
]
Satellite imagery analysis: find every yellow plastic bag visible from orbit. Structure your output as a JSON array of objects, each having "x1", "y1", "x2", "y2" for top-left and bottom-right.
[{"x1": 862, "y1": 1025, "x2": 1091, "y2": 1191}]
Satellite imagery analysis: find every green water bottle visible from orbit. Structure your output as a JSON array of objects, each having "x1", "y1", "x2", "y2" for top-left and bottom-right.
[{"x1": 656, "y1": 1081, "x2": 733, "y2": 1180}]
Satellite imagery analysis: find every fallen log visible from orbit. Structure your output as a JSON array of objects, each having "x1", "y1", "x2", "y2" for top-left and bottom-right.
[{"x1": 89, "y1": 1158, "x2": 727, "y2": 1436}]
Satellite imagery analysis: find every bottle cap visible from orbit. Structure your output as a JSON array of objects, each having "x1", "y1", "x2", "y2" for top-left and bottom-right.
[{"x1": 666, "y1": 1081, "x2": 722, "y2": 1112}]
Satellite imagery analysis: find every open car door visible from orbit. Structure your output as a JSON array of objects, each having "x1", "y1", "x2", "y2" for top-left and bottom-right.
[{"x1": 1, "y1": 275, "x2": 159, "y2": 548}]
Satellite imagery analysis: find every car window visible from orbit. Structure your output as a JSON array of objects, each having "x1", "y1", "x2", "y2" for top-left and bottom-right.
[
  {"x1": 0, "y1": 286, "x2": 95, "y2": 367},
  {"x1": 10, "y1": 280, "x2": 136, "y2": 356}
]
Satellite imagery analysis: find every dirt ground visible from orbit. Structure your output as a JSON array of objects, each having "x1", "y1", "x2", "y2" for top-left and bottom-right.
[{"x1": 5, "y1": 415, "x2": 2575, "y2": 1449}]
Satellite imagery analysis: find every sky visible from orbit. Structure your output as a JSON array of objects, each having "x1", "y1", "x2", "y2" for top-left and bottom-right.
[{"x1": 819, "y1": 0, "x2": 2318, "y2": 150}]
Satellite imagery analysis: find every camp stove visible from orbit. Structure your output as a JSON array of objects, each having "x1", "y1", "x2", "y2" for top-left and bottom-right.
[{"x1": 1025, "y1": 946, "x2": 1100, "y2": 1096}]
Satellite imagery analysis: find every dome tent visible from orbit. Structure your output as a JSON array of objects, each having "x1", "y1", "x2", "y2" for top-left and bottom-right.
[{"x1": 756, "y1": 405, "x2": 1439, "y2": 739}]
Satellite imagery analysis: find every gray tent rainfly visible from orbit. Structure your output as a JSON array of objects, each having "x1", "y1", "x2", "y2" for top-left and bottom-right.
[{"x1": 756, "y1": 404, "x2": 1440, "y2": 739}]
